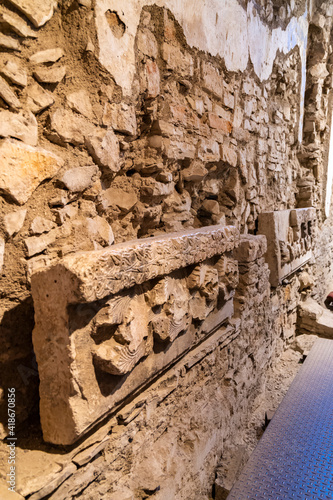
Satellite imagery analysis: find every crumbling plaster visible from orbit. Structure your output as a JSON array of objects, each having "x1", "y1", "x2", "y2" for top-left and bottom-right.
[{"x1": 96, "y1": 0, "x2": 309, "y2": 139}]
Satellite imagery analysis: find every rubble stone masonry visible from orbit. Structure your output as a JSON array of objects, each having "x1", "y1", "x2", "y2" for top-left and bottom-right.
[{"x1": 0, "y1": 0, "x2": 332, "y2": 498}]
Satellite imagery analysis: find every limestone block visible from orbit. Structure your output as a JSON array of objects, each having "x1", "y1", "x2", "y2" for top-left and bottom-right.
[
  {"x1": 85, "y1": 128, "x2": 120, "y2": 172},
  {"x1": 0, "y1": 76, "x2": 20, "y2": 109},
  {"x1": 66, "y1": 90, "x2": 94, "y2": 119},
  {"x1": 0, "y1": 9, "x2": 37, "y2": 38},
  {"x1": 30, "y1": 224, "x2": 239, "y2": 444},
  {"x1": 31, "y1": 216, "x2": 55, "y2": 235},
  {"x1": 26, "y1": 83, "x2": 54, "y2": 114},
  {"x1": 99, "y1": 186, "x2": 138, "y2": 212},
  {"x1": 25, "y1": 229, "x2": 59, "y2": 257},
  {"x1": 145, "y1": 59, "x2": 160, "y2": 98},
  {"x1": 60, "y1": 165, "x2": 98, "y2": 192},
  {"x1": 7, "y1": 0, "x2": 57, "y2": 27},
  {"x1": 197, "y1": 138, "x2": 220, "y2": 162},
  {"x1": 258, "y1": 208, "x2": 316, "y2": 287},
  {"x1": 0, "y1": 33, "x2": 21, "y2": 51},
  {"x1": 162, "y1": 43, "x2": 193, "y2": 76},
  {"x1": 102, "y1": 102, "x2": 137, "y2": 136},
  {"x1": 4, "y1": 209, "x2": 27, "y2": 236},
  {"x1": 208, "y1": 113, "x2": 232, "y2": 135},
  {"x1": 0, "y1": 57, "x2": 27, "y2": 86},
  {"x1": 182, "y1": 162, "x2": 208, "y2": 182},
  {"x1": 137, "y1": 28, "x2": 158, "y2": 59},
  {"x1": 221, "y1": 144, "x2": 237, "y2": 167},
  {"x1": 33, "y1": 66, "x2": 66, "y2": 84},
  {"x1": 0, "y1": 110, "x2": 38, "y2": 146},
  {"x1": 29, "y1": 48, "x2": 64, "y2": 64},
  {"x1": 202, "y1": 61, "x2": 223, "y2": 99},
  {"x1": 233, "y1": 234, "x2": 267, "y2": 263},
  {"x1": 0, "y1": 139, "x2": 63, "y2": 205},
  {"x1": 49, "y1": 108, "x2": 94, "y2": 146}
]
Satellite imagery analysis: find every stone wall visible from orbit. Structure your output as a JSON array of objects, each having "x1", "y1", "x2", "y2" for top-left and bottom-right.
[{"x1": 0, "y1": 0, "x2": 332, "y2": 498}]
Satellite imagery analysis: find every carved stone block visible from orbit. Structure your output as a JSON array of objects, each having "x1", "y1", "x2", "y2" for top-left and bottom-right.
[
  {"x1": 31, "y1": 224, "x2": 239, "y2": 444},
  {"x1": 258, "y1": 208, "x2": 316, "y2": 287}
]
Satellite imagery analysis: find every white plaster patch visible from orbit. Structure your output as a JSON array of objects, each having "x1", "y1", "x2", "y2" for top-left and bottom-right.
[{"x1": 95, "y1": 0, "x2": 308, "y2": 139}]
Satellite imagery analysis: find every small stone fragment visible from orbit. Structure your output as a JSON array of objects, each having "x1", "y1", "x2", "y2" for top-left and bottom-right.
[
  {"x1": 29, "y1": 48, "x2": 64, "y2": 64},
  {"x1": 0, "y1": 57, "x2": 27, "y2": 87},
  {"x1": 182, "y1": 162, "x2": 208, "y2": 182},
  {"x1": 85, "y1": 128, "x2": 120, "y2": 173},
  {"x1": 0, "y1": 75, "x2": 21, "y2": 109},
  {"x1": 137, "y1": 28, "x2": 158, "y2": 59},
  {"x1": 48, "y1": 108, "x2": 94, "y2": 146},
  {"x1": 201, "y1": 199, "x2": 220, "y2": 215},
  {"x1": 0, "y1": 139, "x2": 63, "y2": 205},
  {"x1": 30, "y1": 216, "x2": 55, "y2": 235},
  {"x1": 0, "y1": 9, "x2": 38, "y2": 38},
  {"x1": 26, "y1": 82, "x2": 54, "y2": 114},
  {"x1": 0, "y1": 238, "x2": 4, "y2": 273},
  {"x1": 86, "y1": 216, "x2": 114, "y2": 246},
  {"x1": 85, "y1": 38, "x2": 95, "y2": 52},
  {"x1": 99, "y1": 187, "x2": 138, "y2": 212},
  {"x1": 60, "y1": 165, "x2": 98, "y2": 192},
  {"x1": 66, "y1": 90, "x2": 93, "y2": 119},
  {"x1": 33, "y1": 66, "x2": 66, "y2": 84},
  {"x1": 6, "y1": 0, "x2": 58, "y2": 28},
  {"x1": 25, "y1": 229, "x2": 58, "y2": 257},
  {"x1": 4, "y1": 209, "x2": 27, "y2": 236},
  {"x1": 0, "y1": 33, "x2": 21, "y2": 51},
  {"x1": 102, "y1": 102, "x2": 137, "y2": 136},
  {"x1": 0, "y1": 110, "x2": 38, "y2": 146}
]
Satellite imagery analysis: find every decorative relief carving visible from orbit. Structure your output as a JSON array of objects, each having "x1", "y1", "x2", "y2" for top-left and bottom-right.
[
  {"x1": 258, "y1": 208, "x2": 316, "y2": 287},
  {"x1": 31, "y1": 224, "x2": 239, "y2": 445}
]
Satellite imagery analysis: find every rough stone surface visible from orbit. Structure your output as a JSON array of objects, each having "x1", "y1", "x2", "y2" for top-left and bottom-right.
[
  {"x1": 0, "y1": 76, "x2": 21, "y2": 109},
  {"x1": 29, "y1": 48, "x2": 64, "y2": 64},
  {"x1": 7, "y1": 0, "x2": 58, "y2": 27},
  {"x1": 85, "y1": 129, "x2": 120, "y2": 172},
  {"x1": 0, "y1": 57, "x2": 27, "y2": 87},
  {"x1": 33, "y1": 66, "x2": 66, "y2": 84},
  {"x1": 26, "y1": 82, "x2": 55, "y2": 114},
  {"x1": 0, "y1": 110, "x2": 38, "y2": 146},
  {"x1": 30, "y1": 216, "x2": 55, "y2": 235},
  {"x1": 0, "y1": 9, "x2": 37, "y2": 38},
  {"x1": 49, "y1": 108, "x2": 93, "y2": 146},
  {"x1": 31, "y1": 224, "x2": 239, "y2": 444},
  {"x1": 0, "y1": 33, "x2": 21, "y2": 51},
  {"x1": 0, "y1": 2, "x2": 332, "y2": 499},
  {"x1": 66, "y1": 90, "x2": 94, "y2": 119},
  {"x1": 3, "y1": 209, "x2": 27, "y2": 236},
  {"x1": 102, "y1": 102, "x2": 137, "y2": 136},
  {"x1": 61, "y1": 165, "x2": 98, "y2": 192},
  {"x1": 0, "y1": 139, "x2": 63, "y2": 205}
]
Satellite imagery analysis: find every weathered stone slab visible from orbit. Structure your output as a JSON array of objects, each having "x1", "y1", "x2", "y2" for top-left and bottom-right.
[
  {"x1": 0, "y1": 33, "x2": 21, "y2": 51},
  {"x1": 0, "y1": 75, "x2": 21, "y2": 109},
  {"x1": 7, "y1": 0, "x2": 57, "y2": 27},
  {"x1": 0, "y1": 110, "x2": 38, "y2": 146},
  {"x1": 31, "y1": 224, "x2": 239, "y2": 444},
  {"x1": 29, "y1": 48, "x2": 64, "y2": 64},
  {"x1": 0, "y1": 139, "x2": 63, "y2": 205},
  {"x1": 0, "y1": 57, "x2": 28, "y2": 87},
  {"x1": 258, "y1": 208, "x2": 316, "y2": 287}
]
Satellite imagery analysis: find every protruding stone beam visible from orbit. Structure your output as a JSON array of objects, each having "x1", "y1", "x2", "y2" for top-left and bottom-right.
[
  {"x1": 31, "y1": 224, "x2": 239, "y2": 445},
  {"x1": 258, "y1": 208, "x2": 316, "y2": 287}
]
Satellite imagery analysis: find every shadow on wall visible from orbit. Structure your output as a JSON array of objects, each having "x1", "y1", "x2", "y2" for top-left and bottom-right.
[{"x1": 0, "y1": 297, "x2": 39, "y2": 437}]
